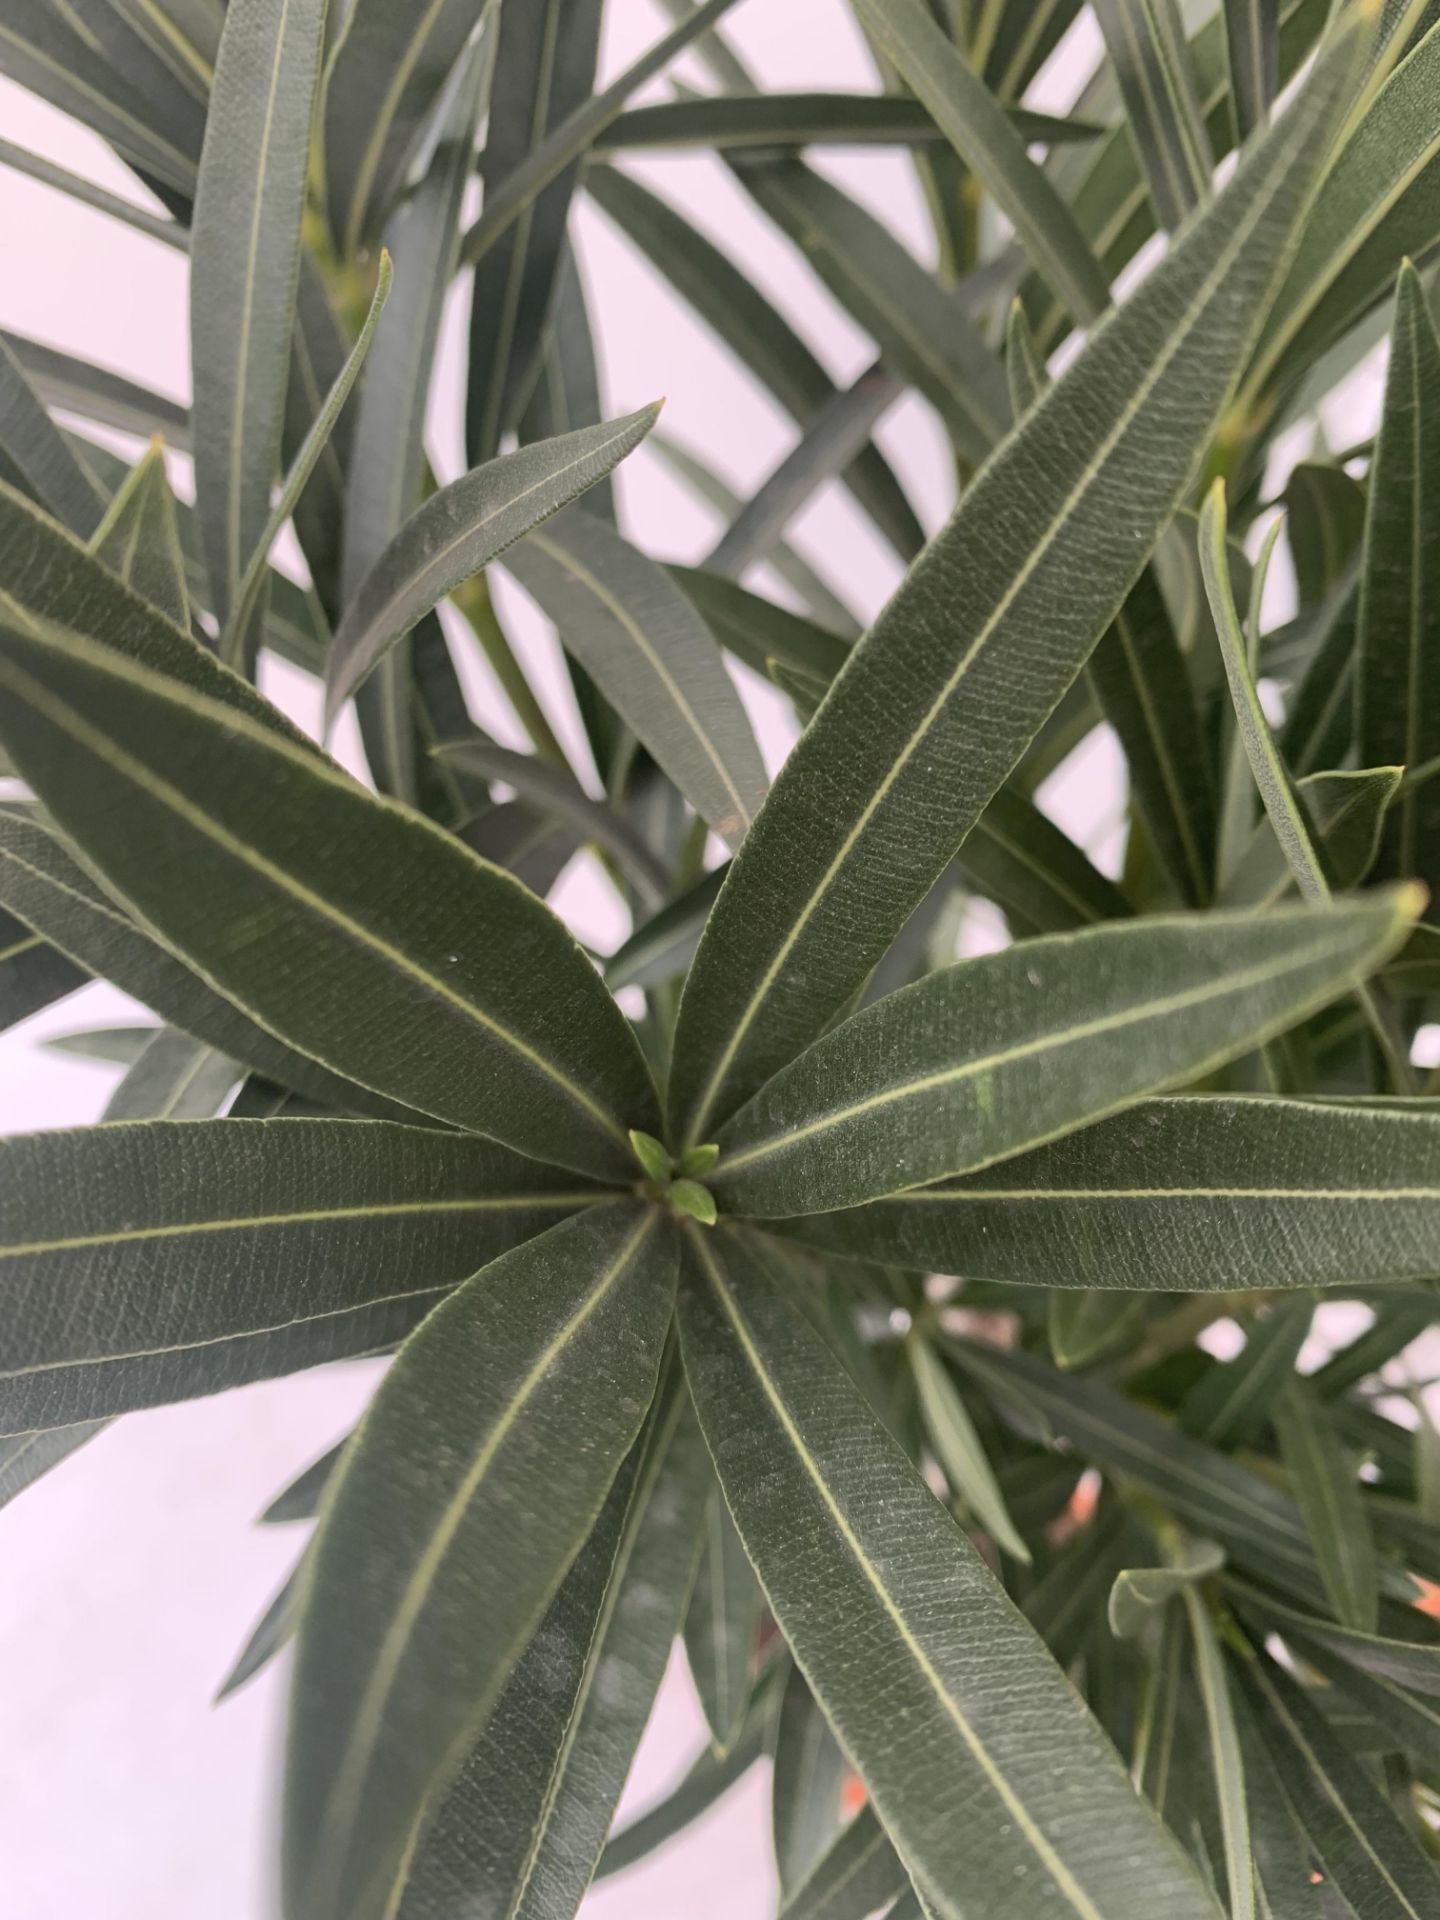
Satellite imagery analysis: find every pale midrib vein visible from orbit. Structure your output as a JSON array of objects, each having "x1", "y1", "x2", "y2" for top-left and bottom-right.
[
  {"x1": 771, "y1": 180, "x2": 1002, "y2": 445},
  {"x1": 719, "y1": 931, "x2": 1361, "y2": 1175},
  {"x1": 525, "y1": 529, "x2": 754, "y2": 832},
  {"x1": 1402, "y1": 338, "x2": 1425, "y2": 876},
  {"x1": 1115, "y1": 0, "x2": 1191, "y2": 222},
  {"x1": 221, "y1": 0, "x2": 294, "y2": 604},
  {"x1": 997, "y1": 0, "x2": 1063, "y2": 97},
  {"x1": 0, "y1": 1277, "x2": 458, "y2": 1389},
  {"x1": 0, "y1": 1191, "x2": 605, "y2": 1262},
  {"x1": 687, "y1": 111, "x2": 1303, "y2": 1143},
  {"x1": 0, "y1": 932, "x2": 41, "y2": 964},
  {"x1": 504, "y1": 1382, "x2": 687, "y2": 1920},
  {"x1": 118, "y1": 0, "x2": 213, "y2": 88},
  {"x1": 971, "y1": 816, "x2": 1103, "y2": 922},
  {"x1": 342, "y1": 0, "x2": 449, "y2": 259},
  {"x1": 475, "y1": 0, "x2": 560, "y2": 460},
  {"x1": 1110, "y1": 599, "x2": 1209, "y2": 897},
  {"x1": 0, "y1": 648, "x2": 626, "y2": 1143},
  {"x1": 155, "y1": 1040, "x2": 222, "y2": 1118},
  {"x1": 694, "y1": 1232, "x2": 1111, "y2": 1920},
  {"x1": 341, "y1": 422, "x2": 644, "y2": 693},
  {"x1": 890, "y1": 1179, "x2": 1440, "y2": 1204},
  {"x1": 308, "y1": 1208, "x2": 658, "y2": 1910},
  {"x1": 1286, "y1": 1399, "x2": 1366, "y2": 1620},
  {"x1": 1255, "y1": 1665, "x2": 1427, "y2": 1917}
]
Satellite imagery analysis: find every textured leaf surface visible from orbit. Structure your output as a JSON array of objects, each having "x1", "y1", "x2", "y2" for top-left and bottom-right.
[
  {"x1": 327, "y1": 410, "x2": 658, "y2": 721},
  {"x1": 503, "y1": 508, "x2": 768, "y2": 847},
  {"x1": 684, "y1": 1487, "x2": 763, "y2": 1755},
  {"x1": 321, "y1": 0, "x2": 492, "y2": 258},
  {"x1": 397, "y1": 1356, "x2": 708, "y2": 1920},
  {"x1": 1274, "y1": 1383, "x2": 1379, "y2": 1632},
  {"x1": 0, "y1": 808, "x2": 417, "y2": 1122},
  {"x1": 87, "y1": 442, "x2": 189, "y2": 627},
  {"x1": 190, "y1": 0, "x2": 328, "y2": 628},
  {"x1": 0, "y1": 332, "x2": 105, "y2": 537},
  {"x1": 1360, "y1": 263, "x2": 1440, "y2": 899},
  {"x1": 779, "y1": 1094, "x2": 1440, "y2": 1291},
  {"x1": 712, "y1": 896, "x2": 1412, "y2": 1217},
  {"x1": 1094, "y1": 0, "x2": 1213, "y2": 231},
  {"x1": 0, "y1": 622, "x2": 660, "y2": 1176},
  {"x1": 678, "y1": 1229, "x2": 1220, "y2": 1920},
  {"x1": 284, "y1": 1204, "x2": 676, "y2": 1920},
  {"x1": 0, "y1": 1120, "x2": 601, "y2": 1433},
  {"x1": 669, "y1": 35, "x2": 1361, "y2": 1146}
]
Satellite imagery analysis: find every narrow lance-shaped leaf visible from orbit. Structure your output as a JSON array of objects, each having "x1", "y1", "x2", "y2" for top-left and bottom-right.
[
  {"x1": 502, "y1": 507, "x2": 769, "y2": 848},
  {"x1": 0, "y1": 332, "x2": 105, "y2": 537},
  {"x1": 772, "y1": 1666, "x2": 850, "y2": 1899},
  {"x1": 283, "y1": 1204, "x2": 677, "y2": 1920},
  {"x1": 341, "y1": 41, "x2": 489, "y2": 604},
  {"x1": 1360, "y1": 262, "x2": 1440, "y2": 901},
  {"x1": 465, "y1": 0, "x2": 603, "y2": 462},
  {"x1": 101, "y1": 1028, "x2": 240, "y2": 1122},
  {"x1": 0, "y1": 620, "x2": 662, "y2": 1178},
  {"x1": 711, "y1": 893, "x2": 1414, "y2": 1219},
  {"x1": 1201, "y1": 480, "x2": 1413, "y2": 1085},
  {"x1": 910, "y1": 1335, "x2": 1030, "y2": 1562},
  {"x1": 851, "y1": 0, "x2": 1110, "y2": 323},
  {"x1": 397, "y1": 1355, "x2": 711, "y2": 1920},
  {"x1": 0, "y1": 1419, "x2": 107, "y2": 1514},
  {"x1": 0, "y1": 807, "x2": 422, "y2": 1123},
  {"x1": 730, "y1": 157, "x2": 1010, "y2": 467},
  {"x1": 669, "y1": 27, "x2": 1366, "y2": 1148},
  {"x1": 321, "y1": 0, "x2": 494, "y2": 259},
  {"x1": 223, "y1": 254, "x2": 394, "y2": 670},
  {"x1": 601, "y1": 92, "x2": 1103, "y2": 154},
  {"x1": 1225, "y1": 0, "x2": 1280, "y2": 139},
  {"x1": 678, "y1": 1228, "x2": 1221, "y2": 1920},
  {"x1": 1006, "y1": 301, "x2": 1217, "y2": 907},
  {"x1": 326, "y1": 408, "x2": 660, "y2": 724},
  {"x1": 1274, "y1": 1382, "x2": 1380, "y2": 1633},
  {"x1": 1109, "y1": 1541, "x2": 1227, "y2": 1639},
  {"x1": 1093, "y1": 0, "x2": 1215, "y2": 232},
  {"x1": 584, "y1": 164, "x2": 923, "y2": 569},
  {"x1": 1178, "y1": 1300, "x2": 1313, "y2": 1446},
  {"x1": 1181, "y1": 1586, "x2": 1255, "y2": 1920},
  {"x1": 0, "y1": 901, "x2": 86, "y2": 1034},
  {"x1": 776, "y1": 1094, "x2": 1440, "y2": 1293},
  {"x1": 1236, "y1": 1650, "x2": 1440, "y2": 1919},
  {"x1": 684, "y1": 1485, "x2": 763, "y2": 1756},
  {"x1": 0, "y1": 1119, "x2": 605, "y2": 1434},
  {"x1": 779, "y1": 1806, "x2": 907, "y2": 1920},
  {"x1": 1223, "y1": 767, "x2": 1402, "y2": 906},
  {"x1": 86, "y1": 441, "x2": 189, "y2": 629},
  {"x1": 190, "y1": 0, "x2": 328, "y2": 629}
]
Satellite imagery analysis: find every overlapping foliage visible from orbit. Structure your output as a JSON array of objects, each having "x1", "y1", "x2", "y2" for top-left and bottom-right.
[{"x1": 3, "y1": 0, "x2": 1440, "y2": 1913}]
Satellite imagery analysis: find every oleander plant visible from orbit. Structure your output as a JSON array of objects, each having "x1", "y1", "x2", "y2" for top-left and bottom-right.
[{"x1": 5, "y1": 0, "x2": 1440, "y2": 1913}]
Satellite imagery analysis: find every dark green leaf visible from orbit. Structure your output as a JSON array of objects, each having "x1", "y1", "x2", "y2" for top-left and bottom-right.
[
  {"x1": 1093, "y1": 0, "x2": 1214, "y2": 231},
  {"x1": 1225, "y1": 0, "x2": 1280, "y2": 140},
  {"x1": 1360, "y1": 263, "x2": 1440, "y2": 900},
  {"x1": 712, "y1": 895, "x2": 1413, "y2": 1218},
  {"x1": 603, "y1": 92, "x2": 1101, "y2": 154},
  {"x1": 0, "y1": 904, "x2": 86, "y2": 1034},
  {"x1": 852, "y1": 0, "x2": 1110, "y2": 323},
  {"x1": 321, "y1": 0, "x2": 493, "y2": 259},
  {"x1": 87, "y1": 442, "x2": 189, "y2": 627},
  {"x1": 1108, "y1": 1541, "x2": 1226, "y2": 1639},
  {"x1": 604, "y1": 866, "x2": 727, "y2": 994},
  {"x1": 679, "y1": 1228, "x2": 1220, "y2": 1920},
  {"x1": 0, "y1": 332, "x2": 105, "y2": 537},
  {"x1": 0, "y1": 621, "x2": 661, "y2": 1177},
  {"x1": 1237, "y1": 1651, "x2": 1440, "y2": 1919},
  {"x1": 1178, "y1": 1300, "x2": 1313, "y2": 1446},
  {"x1": 1048, "y1": 1290, "x2": 1146, "y2": 1371},
  {"x1": 0, "y1": 807, "x2": 417, "y2": 1122},
  {"x1": 5, "y1": 331, "x2": 191, "y2": 449},
  {"x1": 779, "y1": 1806, "x2": 906, "y2": 1920},
  {"x1": 503, "y1": 508, "x2": 768, "y2": 848},
  {"x1": 101, "y1": 1028, "x2": 239, "y2": 1121},
  {"x1": 283, "y1": 1203, "x2": 677, "y2": 1920},
  {"x1": 772, "y1": 1666, "x2": 849, "y2": 1899},
  {"x1": 777, "y1": 1094, "x2": 1440, "y2": 1293},
  {"x1": 190, "y1": 0, "x2": 328, "y2": 629},
  {"x1": 957, "y1": 786, "x2": 1133, "y2": 937},
  {"x1": 732, "y1": 157, "x2": 1009, "y2": 465},
  {"x1": 669, "y1": 37, "x2": 1362, "y2": 1147},
  {"x1": 218, "y1": 1553, "x2": 303, "y2": 1700},
  {"x1": 0, "y1": 1118, "x2": 603, "y2": 1432},
  {"x1": 0, "y1": 1419, "x2": 107, "y2": 1512},
  {"x1": 585, "y1": 164, "x2": 923, "y2": 567},
  {"x1": 1275, "y1": 1381, "x2": 1379, "y2": 1632},
  {"x1": 326, "y1": 410, "x2": 659, "y2": 722},
  {"x1": 910, "y1": 1335, "x2": 1030, "y2": 1561},
  {"x1": 396, "y1": 1352, "x2": 709, "y2": 1919},
  {"x1": 684, "y1": 1486, "x2": 763, "y2": 1756},
  {"x1": 262, "y1": 1438, "x2": 349, "y2": 1525},
  {"x1": 1223, "y1": 768, "x2": 1403, "y2": 907}
]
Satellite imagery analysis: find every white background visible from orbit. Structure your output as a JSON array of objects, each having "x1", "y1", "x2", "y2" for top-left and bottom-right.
[{"x1": 0, "y1": 3, "x2": 1412, "y2": 1916}]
